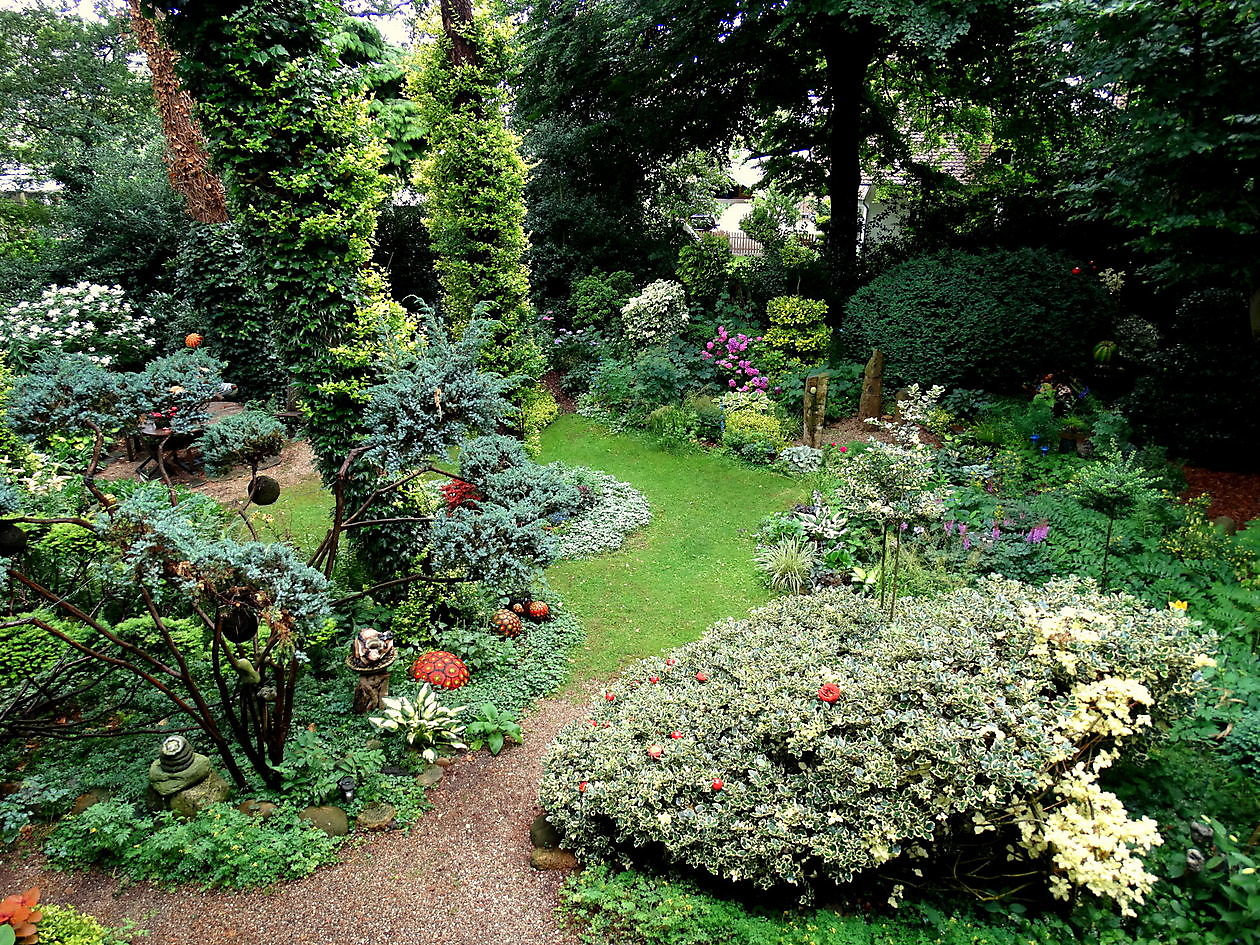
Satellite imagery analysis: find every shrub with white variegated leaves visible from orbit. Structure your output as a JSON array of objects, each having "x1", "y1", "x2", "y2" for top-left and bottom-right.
[
  {"x1": 619, "y1": 280, "x2": 688, "y2": 344},
  {"x1": 540, "y1": 577, "x2": 1209, "y2": 913}
]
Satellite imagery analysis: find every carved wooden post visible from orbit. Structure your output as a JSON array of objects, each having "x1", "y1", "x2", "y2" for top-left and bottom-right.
[
  {"x1": 803, "y1": 373, "x2": 829, "y2": 448},
  {"x1": 858, "y1": 348, "x2": 885, "y2": 420}
]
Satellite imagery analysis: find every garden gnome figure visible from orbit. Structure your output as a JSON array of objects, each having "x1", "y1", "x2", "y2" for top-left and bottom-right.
[{"x1": 347, "y1": 627, "x2": 397, "y2": 715}]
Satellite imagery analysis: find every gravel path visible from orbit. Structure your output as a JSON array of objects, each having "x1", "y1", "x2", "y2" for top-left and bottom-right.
[{"x1": 0, "y1": 696, "x2": 588, "y2": 945}]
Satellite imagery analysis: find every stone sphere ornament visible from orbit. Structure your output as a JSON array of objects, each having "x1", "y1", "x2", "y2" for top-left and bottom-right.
[
  {"x1": 491, "y1": 608, "x2": 523, "y2": 638},
  {"x1": 0, "y1": 523, "x2": 28, "y2": 557},
  {"x1": 527, "y1": 600, "x2": 551, "y2": 622},
  {"x1": 185, "y1": 332, "x2": 204, "y2": 348},
  {"x1": 248, "y1": 475, "x2": 281, "y2": 506},
  {"x1": 410, "y1": 651, "x2": 470, "y2": 690}
]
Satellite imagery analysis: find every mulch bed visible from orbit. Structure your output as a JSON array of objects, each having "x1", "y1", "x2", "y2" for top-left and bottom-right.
[
  {"x1": 541, "y1": 370, "x2": 576, "y2": 414},
  {"x1": 1181, "y1": 467, "x2": 1260, "y2": 527}
]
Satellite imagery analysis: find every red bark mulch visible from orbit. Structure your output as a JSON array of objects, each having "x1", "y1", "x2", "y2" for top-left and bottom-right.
[{"x1": 1180, "y1": 466, "x2": 1260, "y2": 527}]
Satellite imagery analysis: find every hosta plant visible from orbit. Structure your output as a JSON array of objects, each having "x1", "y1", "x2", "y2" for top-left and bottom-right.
[
  {"x1": 370, "y1": 686, "x2": 468, "y2": 763},
  {"x1": 463, "y1": 702, "x2": 524, "y2": 755},
  {"x1": 540, "y1": 577, "x2": 1209, "y2": 914}
]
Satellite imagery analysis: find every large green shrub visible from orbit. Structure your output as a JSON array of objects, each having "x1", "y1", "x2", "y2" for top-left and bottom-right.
[
  {"x1": 844, "y1": 248, "x2": 1109, "y2": 388},
  {"x1": 0, "y1": 612, "x2": 91, "y2": 690},
  {"x1": 540, "y1": 578, "x2": 1207, "y2": 911}
]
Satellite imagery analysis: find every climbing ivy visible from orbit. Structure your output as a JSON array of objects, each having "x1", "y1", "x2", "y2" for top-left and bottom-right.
[
  {"x1": 147, "y1": 0, "x2": 404, "y2": 477},
  {"x1": 408, "y1": 7, "x2": 542, "y2": 390}
]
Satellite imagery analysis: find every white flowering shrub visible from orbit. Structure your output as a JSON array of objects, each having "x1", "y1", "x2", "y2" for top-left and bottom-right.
[
  {"x1": 619, "y1": 280, "x2": 688, "y2": 344},
  {"x1": 540, "y1": 577, "x2": 1208, "y2": 911},
  {"x1": 553, "y1": 471, "x2": 652, "y2": 559},
  {"x1": 0, "y1": 283, "x2": 156, "y2": 370}
]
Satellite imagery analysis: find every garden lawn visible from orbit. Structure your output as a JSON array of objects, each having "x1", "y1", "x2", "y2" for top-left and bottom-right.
[
  {"x1": 249, "y1": 475, "x2": 331, "y2": 556},
  {"x1": 540, "y1": 415, "x2": 804, "y2": 682}
]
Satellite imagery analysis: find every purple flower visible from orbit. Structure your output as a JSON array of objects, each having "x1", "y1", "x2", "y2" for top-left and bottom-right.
[
  {"x1": 706, "y1": 342, "x2": 714, "y2": 350},
  {"x1": 991, "y1": 525, "x2": 1001, "y2": 539},
  {"x1": 944, "y1": 521, "x2": 955, "y2": 534},
  {"x1": 962, "y1": 536, "x2": 972, "y2": 551},
  {"x1": 729, "y1": 380, "x2": 737, "y2": 387}
]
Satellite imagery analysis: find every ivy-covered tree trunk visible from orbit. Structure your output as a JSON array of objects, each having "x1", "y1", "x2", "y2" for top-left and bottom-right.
[
  {"x1": 146, "y1": 0, "x2": 402, "y2": 478},
  {"x1": 411, "y1": 5, "x2": 542, "y2": 395}
]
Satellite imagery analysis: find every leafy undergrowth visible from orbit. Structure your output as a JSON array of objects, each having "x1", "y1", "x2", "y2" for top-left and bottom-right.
[
  {"x1": 561, "y1": 866, "x2": 1085, "y2": 945},
  {"x1": 539, "y1": 415, "x2": 804, "y2": 682}
]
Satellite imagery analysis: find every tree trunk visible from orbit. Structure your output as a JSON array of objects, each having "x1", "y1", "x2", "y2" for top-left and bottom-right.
[
  {"x1": 441, "y1": 0, "x2": 480, "y2": 75},
  {"x1": 820, "y1": 19, "x2": 880, "y2": 346},
  {"x1": 127, "y1": 0, "x2": 228, "y2": 224}
]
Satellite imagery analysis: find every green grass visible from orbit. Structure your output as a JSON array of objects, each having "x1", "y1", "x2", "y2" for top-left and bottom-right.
[
  {"x1": 238, "y1": 475, "x2": 332, "y2": 557},
  {"x1": 540, "y1": 415, "x2": 805, "y2": 683}
]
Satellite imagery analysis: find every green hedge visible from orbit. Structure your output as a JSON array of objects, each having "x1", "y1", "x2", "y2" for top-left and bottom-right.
[{"x1": 844, "y1": 248, "x2": 1109, "y2": 388}]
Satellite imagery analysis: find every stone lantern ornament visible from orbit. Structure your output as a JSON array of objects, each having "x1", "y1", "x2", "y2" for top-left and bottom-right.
[{"x1": 346, "y1": 627, "x2": 397, "y2": 714}]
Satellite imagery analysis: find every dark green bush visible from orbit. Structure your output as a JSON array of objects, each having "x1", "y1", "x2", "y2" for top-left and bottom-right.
[
  {"x1": 844, "y1": 248, "x2": 1110, "y2": 389},
  {"x1": 570, "y1": 269, "x2": 635, "y2": 331}
]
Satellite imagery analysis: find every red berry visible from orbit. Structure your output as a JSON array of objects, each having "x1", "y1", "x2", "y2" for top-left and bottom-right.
[
  {"x1": 665, "y1": 658, "x2": 678, "y2": 666},
  {"x1": 818, "y1": 683, "x2": 842, "y2": 703},
  {"x1": 647, "y1": 745, "x2": 664, "y2": 759},
  {"x1": 649, "y1": 676, "x2": 660, "y2": 684},
  {"x1": 1071, "y1": 267, "x2": 1082, "y2": 275},
  {"x1": 578, "y1": 781, "x2": 588, "y2": 793},
  {"x1": 695, "y1": 672, "x2": 709, "y2": 683},
  {"x1": 604, "y1": 692, "x2": 616, "y2": 702},
  {"x1": 711, "y1": 779, "x2": 724, "y2": 791},
  {"x1": 669, "y1": 731, "x2": 682, "y2": 739}
]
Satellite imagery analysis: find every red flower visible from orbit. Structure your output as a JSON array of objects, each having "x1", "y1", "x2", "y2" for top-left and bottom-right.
[
  {"x1": 669, "y1": 731, "x2": 682, "y2": 739},
  {"x1": 665, "y1": 658, "x2": 678, "y2": 666},
  {"x1": 604, "y1": 692, "x2": 616, "y2": 702},
  {"x1": 578, "y1": 781, "x2": 588, "y2": 793},
  {"x1": 647, "y1": 744, "x2": 664, "y2": 759},
  {"x1": 695, "y1": 672, "x2": 709, "y2": 683},
  {"x1": 649, "y1": 676, "x2": 660, "y2": 683},
  {"x1": 711, "y1": 779, "x2": 724, "y2": 791},
  {"x1": 818, "y1": 683, "x2": 842, "y2": 703}
]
